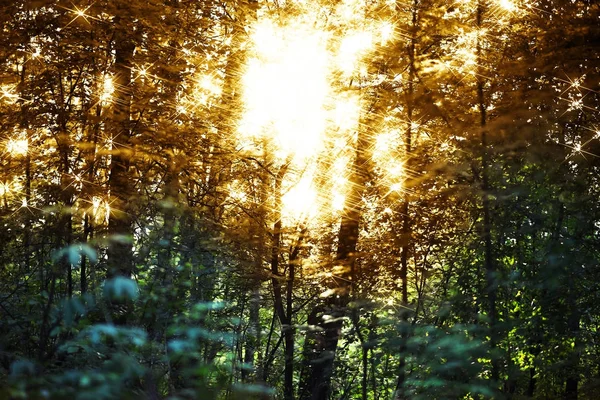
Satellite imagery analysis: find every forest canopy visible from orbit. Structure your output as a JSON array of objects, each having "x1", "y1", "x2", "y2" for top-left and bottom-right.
[{"x1": 1, "y1": 0, "x2": 599, "y2": 399}]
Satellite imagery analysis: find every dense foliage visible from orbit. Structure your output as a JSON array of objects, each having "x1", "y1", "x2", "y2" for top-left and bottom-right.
[{"x1": 1, "y1": 0, "x2": 599, "y2": 399}]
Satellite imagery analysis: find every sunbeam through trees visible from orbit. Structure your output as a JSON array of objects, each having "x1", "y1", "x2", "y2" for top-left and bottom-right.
[{"x1": 1, "y1": 0, "x2": 600, "y2": 399}]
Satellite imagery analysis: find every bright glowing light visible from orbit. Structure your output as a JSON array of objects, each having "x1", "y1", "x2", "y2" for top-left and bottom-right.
[
  {"x1": 68, "y1": 5, "x2": 94, "y2": 25},
  {"x1": 197, "y1": 75, "x2": 221, "y2": 96},
  {"x1": 6, "y1": 136, "x2": 28, "y2": 156},
  {"x1": 176, "y1": 105, "x2": 187, "y2": 115},
  {"x1": 238, "y1": 3, "x2": 384, "y2": 220},
  {"x1": 31, "y1": 46, "x2": 41, "y2": 59},
  {"x1": 569, "y1": 99, "x2": 583, "y2": 111},
  {"x1": 228, "y1": 181, "x2": 248, "y2": 203},
  {"x1": 0, "y1": 182, "x2": 10, "y2": 197},
  {"x1": 332, "y1": 95, "x2": 361, "y2": 132},
  {"x1": 338, "y1": 31, "x2": 373, "y2": 77},
  {"x1": 388, "y1": 164, "x2": 403, "y2": 178},
  {"x1": 1, "y1": 85, "x2": 18, "y2": 103},
  {"x1": 239, "y1": 20, "x2": 330, "y2": 160},
  {"x1": 332, "y1": 191, "x2": 346, "y2": 211},
  {"x1": 136, "y1": 67, "x2": 149, "y2": 80},
  {"x1": 91, "y1": 196, "x2": 110, "y2": 224},
  {"x1": 100, "y1": 75, "x2": 114, "y2": 102},
  {"x1": 378, "y1": 21, "x2": 394, "y2": 44},
  {"x1": 336, "y1": 0, "x2": 366, "y2": 23},
  {"x1": 282, "y1": 174, "x2": 318, "y2": 220},
  {"x1": 498, "y1": 0, "x2": 516, "y2": 12}
]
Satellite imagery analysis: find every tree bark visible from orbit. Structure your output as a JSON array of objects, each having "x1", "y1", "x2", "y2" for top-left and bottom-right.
[
  {"x1": 106, "y1": 15, "x2": 135, "y2": 278},
  {"x1": 395, "y1": 2, "x2": 418, "y2": 397},
  {"x1": 304, "y1": 107, "x2": 369, "y2": 400},
  {"x1": 476, "y1": 0, "x2": 499, "y2": 384}
]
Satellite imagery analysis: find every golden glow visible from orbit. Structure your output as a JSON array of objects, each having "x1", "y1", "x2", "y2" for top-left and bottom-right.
[
  {"x1": 64, "y1": 5, "x2": 95, "y2": 27},
  {"x1": 332, "y1": 95, "x2": 361, "y2": 132},
  {"x1": 100, "y1": 75, "x2": 114, "y2": 102},
  {"x1": 192, "y1": 74, "x2": 222, "y2": 107},
  {"x1": 1, "y1": 85, "x2": 18, "y2": 103},
  {"x1": 337, "y1": 31, "x2": 373, "y2": 77},
  {"x1": 237, "y1": 0, "x2": 392, "y2": 219},
  {"x1": 281, "y1": 173, "x2": 318, "y2": 221},
  {"x1": 30, "y1": 46, "x2": 41, "y2": 59},
  {"x1": 0, "y1": 182, "x2": 11, "y2": 197},
  {"x1": 378, "y1": 21, "x2": 394, "y2": 44},
  {"x1": 7, "y1": 135, "x2": 28, "y2": 156},
  {"x1": 91, "y1": 196, "x2": 110, "y2": 224},
  {"x1": 239, "y1": 19, "x2": 329, "y2": 161},
  {"x1": 498, "y1": 0, "x2": 516, "y2": 12},
  {"x1": 331, "y1": 191, "x2": 346, "y2": 212}
]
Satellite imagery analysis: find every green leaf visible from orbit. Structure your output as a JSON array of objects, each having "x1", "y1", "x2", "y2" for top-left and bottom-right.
[
  {"x1": 52, "y1": 244, "x2": 98, "y2": 267},
  {"x1": 10, "y1": 359, "x2": 36, "y2": 377},
  {"x1": 103, "y1": 277, "x2": 139, "y2": 301}
]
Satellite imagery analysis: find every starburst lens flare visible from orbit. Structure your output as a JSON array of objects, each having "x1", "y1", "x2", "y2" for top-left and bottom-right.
[
  {"x1": 7, "y1": 136, "x2": 28, "y2": 156},
  {"x1": 101, "y1": 75, "x2": 114, "y2": 102},
  {"x1": 499, "y1": 0, "x2": 517, "y2": 12},
  {"x1": 1, "y1": 85, "x2": 18, "y2": 103},
  {"x1": 0, "y1": 182, "x2": 11, "y2": 197}
]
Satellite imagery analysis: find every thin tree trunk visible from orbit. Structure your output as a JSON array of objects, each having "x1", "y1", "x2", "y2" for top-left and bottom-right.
[
  {"x1": 107, "y1": 16, "x2": 135, "y2": 279},
  {"x1": 395, "y1": 2, "x2": 418, "y2": 397},
  {"x1": 268, "y1": 161, "x2": 296, "y2": 400},
  {"x1": 305, "y1": 108, "x2": 369, "y2": 400},
  {"x1": 476, "y1": 0, "x2": 499, "y2": 384}
]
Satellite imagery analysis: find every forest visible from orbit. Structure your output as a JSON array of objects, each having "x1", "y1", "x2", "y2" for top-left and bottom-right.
[{"x1": 0, "y1": 0, "x2": 599, "y2": 399}]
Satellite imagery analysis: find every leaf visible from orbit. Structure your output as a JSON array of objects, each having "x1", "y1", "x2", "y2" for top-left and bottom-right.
[
  {"x1": 103, "y1": 277, "x2": 139, "y2": 301},
  {"x1": 10, "y1": 359, "x2": 36, "y2": 377},
  {"x1": 109, "y1": 234, "x2": 133, "y2": 244},
  {"x1": 50, "y1": 326, "x2": 61, "y2": 337},
  {"x1": 193, "y1": 301, "x2": 226, "y2": 312},
  {"x1": 232, "y1": 383, "x2": 275, "y2": 396},
  {"x1": 52, "y1": 244, "x2": 98, "y2": 267}
]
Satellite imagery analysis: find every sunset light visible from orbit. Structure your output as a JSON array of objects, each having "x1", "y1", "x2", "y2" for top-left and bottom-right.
[{"x1": 1, "y1": 0, "x2": 597, "y2": 398}]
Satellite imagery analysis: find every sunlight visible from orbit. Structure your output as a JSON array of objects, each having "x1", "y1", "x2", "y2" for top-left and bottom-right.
[
  {"x1": 238, "y1": 1, "x2": 388, "y2": 219},
  {"x1": 498, "y1": 0, "x2": 516, "y2": 12},
  {"x1": 282, "y1": 173, "x2": 318, "y2": 221},
  {"x1": 1, "y1": 85, "x2": 18, "y2": 104},
  {"x1": 337, "y1": 31, "x2": 373, "y2": 77},
  {"x1": 0, "y1": 182, "x2": 11, "y2": 197},
  {"x1": 378, "y1": 21, "x2": 394, "y2": 44},
  {"x1": 331, "y1": 191, "x2": 346, "y2": 212},
  {"x1": 6, "y1": 136, "x2": 28, "y2": 156},
  {"x1": 100, "y1": 75, "x2": 114, "y2": 102},
  {"x1": 239, "y1": 20, "x2": 329, "y2": 161},
  {"x1": 332, "y1": 95, "x2": 361, "y2": 132}
]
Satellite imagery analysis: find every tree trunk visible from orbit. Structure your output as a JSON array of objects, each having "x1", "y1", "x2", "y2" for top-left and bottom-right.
[
  {"x1": 395, "y1": 2, "x2": 418, "y2": 397},
  {"x1": 476, "y1": 0, "x2": 499, "y2": 384},
  {"x1": 304, "y1": 108, "x2": 369, "y2": 400},
  {"x1": 107, "y1": 16, "x2": 135, "y2": 278}
]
